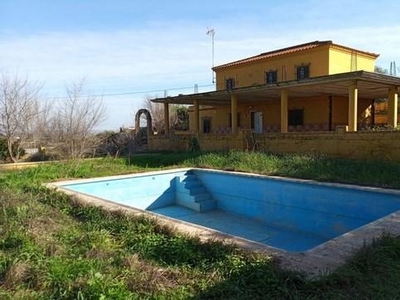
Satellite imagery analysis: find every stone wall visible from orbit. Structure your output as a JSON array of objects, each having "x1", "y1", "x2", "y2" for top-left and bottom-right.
[
  {"x1": 149, "y1": 129, "x2": 400, "y2": 162},
  {"x1": 149, "y1": 132, "x2": 245, "y2": 152},
  {"x1": 257, "y1": 130, "x2": 400, "y2": 161}
]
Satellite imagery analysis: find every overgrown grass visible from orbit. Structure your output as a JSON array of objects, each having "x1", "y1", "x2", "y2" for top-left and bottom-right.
[
  {"x1": 182, "y1": 150, "x2": 400, "y2": 188},
  {"x1": 1, "y1": 151, "x2": 400, "y2": 299}
]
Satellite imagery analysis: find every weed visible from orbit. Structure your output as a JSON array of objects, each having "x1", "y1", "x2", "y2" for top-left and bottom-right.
[{"x1": 2, "y1": 152, "x2": 400, "y2": 298}]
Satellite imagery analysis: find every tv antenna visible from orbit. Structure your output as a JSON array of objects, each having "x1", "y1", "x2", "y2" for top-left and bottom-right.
[
  {"x1": 206, "y1": 28, "x2": 215, "y2": 84},
  {"x1": 390, "y1": 61, "x2": 397, "y2": 76}
]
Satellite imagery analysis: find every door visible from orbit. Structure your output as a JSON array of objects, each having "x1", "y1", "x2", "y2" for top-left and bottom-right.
[{"x1": 253, "y1": 112, "x2": 263, "y2": 133}]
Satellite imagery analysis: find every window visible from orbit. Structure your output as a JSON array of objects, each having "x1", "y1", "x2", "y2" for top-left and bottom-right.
[
  {"x1": 296, "y1": 65, "x2": 310, "y2": 80},
  {"x1": 228, "y1": 113, "x2": 241, "y2": 127},
  {"x1": 202, "y1": 117, "x2": 211, "y2": 133},
  {"x1": 265, "y1": 70, "x2": 278, "y2": 84},
  {"x1": 225, "y1": 78, "x2": 235, "y2": 90},
  {"x1": 288, "y1": 109, "x2": 304, "y2": 126}
]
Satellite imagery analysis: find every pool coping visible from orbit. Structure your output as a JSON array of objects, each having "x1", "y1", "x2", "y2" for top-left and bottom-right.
[{"x1": 46, "y1": 168, "x2": 400, "y2": 278}]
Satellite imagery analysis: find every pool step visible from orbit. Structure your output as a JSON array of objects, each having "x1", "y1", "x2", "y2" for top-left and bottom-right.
[{"x1": 176, "y1": 173, "x2": 217, "y2": 213}]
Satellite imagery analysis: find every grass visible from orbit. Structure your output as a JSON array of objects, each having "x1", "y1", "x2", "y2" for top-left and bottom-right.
[{"x1": 1, "y1": 151, "x2": 400, "y2": 299}]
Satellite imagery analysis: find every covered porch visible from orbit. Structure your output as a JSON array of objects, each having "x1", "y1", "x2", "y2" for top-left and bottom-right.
[{"x1": 152, "y1": 71, "x2": 400, "y2": 135}]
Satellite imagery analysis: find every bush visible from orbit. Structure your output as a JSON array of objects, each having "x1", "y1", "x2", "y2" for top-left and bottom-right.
[
  {"x1": 0, "y1": 138, "x2": 8, "y2": 161},
  {"x1": 188, "y1": 137, "x2": 200, "y2": 152},
  {"x1": 0, "y1": 138, "x2": 26, "y2": 162}
]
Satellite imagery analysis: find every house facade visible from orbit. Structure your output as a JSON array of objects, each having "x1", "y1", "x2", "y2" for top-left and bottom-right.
[
  {"x1": 147, "y1": 40, "x2": 400, "y2": 160},
  {"x1": 203, "y1": 41, "x2": 377, "y2": 134}
]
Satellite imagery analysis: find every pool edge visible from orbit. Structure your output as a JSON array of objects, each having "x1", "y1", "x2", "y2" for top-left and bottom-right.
[{"x1": 45, "y1": 168, "x2": 400, "y2": 279}]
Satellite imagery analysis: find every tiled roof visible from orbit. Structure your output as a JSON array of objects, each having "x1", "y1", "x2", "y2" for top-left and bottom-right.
[{"x1": 213, "y1": 40, "x2": 379, "y2": 70}]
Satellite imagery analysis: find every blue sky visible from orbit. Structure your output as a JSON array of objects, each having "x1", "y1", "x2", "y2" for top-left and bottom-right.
[{"x1": 1, "y1": 0, "x2": 400, "y2": 130}]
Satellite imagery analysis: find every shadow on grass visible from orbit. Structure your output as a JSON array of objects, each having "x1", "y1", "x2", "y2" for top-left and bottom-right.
[
  {"x1": 191, "y1": 261, "x2": 310, "y2": 300},
  {"x1": 192, "y1": 235, "x2": 400, "y2": 300}
]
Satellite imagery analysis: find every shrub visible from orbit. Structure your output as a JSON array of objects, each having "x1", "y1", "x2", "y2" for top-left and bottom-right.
[
  {"x1": 188, "y1": 137, "x2": 200, "y2": 152},
  {"x1": 0, "y1": 138, "x2": 25, "y2": 162},
  {"x1": 0, "y1": 138, "x2": 8, "y2": 161}
]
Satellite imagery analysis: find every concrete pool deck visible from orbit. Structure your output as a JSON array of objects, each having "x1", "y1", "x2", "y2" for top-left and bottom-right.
[{"x1": 47, "y1": 169, "x2": 400, "y2": 278}]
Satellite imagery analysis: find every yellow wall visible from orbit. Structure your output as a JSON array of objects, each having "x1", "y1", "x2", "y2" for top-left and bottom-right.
[
  {"x1": 215, "y1": 44, "x2": 377, "y2": 90},
  {"x1": 215, "y1": 46, "x2": 330, "y2": 90},
  {"x1": 258, "y1": 130, "x2": 400, "y2": 161},
  {"x1": 328, "y1": 47, "x2": 376, "y2": 74},
  {"x1": 374, "y1": 101, "x2": 400, "y2": 125}
]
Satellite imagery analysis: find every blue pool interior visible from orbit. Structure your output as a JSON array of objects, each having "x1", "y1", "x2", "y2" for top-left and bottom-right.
[{"x1": 61, "y1": 169, "x2": 400, "y2": 252}]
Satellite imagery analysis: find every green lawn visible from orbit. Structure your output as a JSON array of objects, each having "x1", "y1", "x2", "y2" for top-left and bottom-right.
[{"x1": 1, "y1": 151, "x2": 400, "y2": 299}]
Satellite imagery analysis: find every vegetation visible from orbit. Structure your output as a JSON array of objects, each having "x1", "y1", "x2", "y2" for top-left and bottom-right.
[
  {"x1": 0, "y1": 73, "x2": 41, "y2": 162},
  {"x1": 0, "y1": 138, "x2": 25, "y2": 162},
  {"x1": 0, "y1": 74, "x2": 106, "y2": 162},
  {"x1": 2, "y1": 151, "x2": 400, "y2": 299}
]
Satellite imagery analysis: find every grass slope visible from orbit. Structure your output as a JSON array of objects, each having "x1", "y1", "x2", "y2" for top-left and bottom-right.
[{"x1": 1, "y1": 151, "x2": 400, "y2": 299}]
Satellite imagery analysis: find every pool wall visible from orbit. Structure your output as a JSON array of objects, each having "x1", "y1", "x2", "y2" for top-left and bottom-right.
[
  {"x1": 62, "y1": 168, "x2": 400, "y2": 243},
  {"x1": 62, "y1": 170, "x2": 187, "y2": 210},
  {"x1": 194, "y1": 169, "x2": 400, "y2": 240},
  {"x1": 50, "y1": 168, "x2": 400, "y2": 277}
]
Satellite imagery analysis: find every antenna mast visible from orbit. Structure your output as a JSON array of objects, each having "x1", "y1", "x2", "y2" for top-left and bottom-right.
[
  {"x1": 390, "y1": 61, "x2": 397, "y2": 76},
  {"x1": 206, "y1": 28, "x2": 215, "y2": 84}
]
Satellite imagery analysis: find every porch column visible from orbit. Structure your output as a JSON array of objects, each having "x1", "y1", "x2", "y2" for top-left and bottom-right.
[
  {"x1": 163, "y1": 102, "x2": 170, "y2": 135},
  {"x1": 348, "y1": 82, "x2": 358, "y2": 132},
  {"x1": 387, "y1": 86, "x2": 398, "y2": 128},
  {"x1": 193, "y1": 99, "x2": 200, "y2": 134},
  {"x1": 280, "y1": 89, "x2": 288, "y2": 133},
  {"x1": 231, "y1": 94, "x2": 238, "y2": 134}
]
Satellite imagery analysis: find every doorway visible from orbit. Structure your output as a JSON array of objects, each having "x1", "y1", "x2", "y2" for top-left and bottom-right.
[{"x1": 251, "y1": 112, "x2": 263, "y2": 133}]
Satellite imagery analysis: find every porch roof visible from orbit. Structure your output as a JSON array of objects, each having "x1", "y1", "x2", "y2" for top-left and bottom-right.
[{"x1": 151, "y1": 71, "x2": 400, "y2": 106}]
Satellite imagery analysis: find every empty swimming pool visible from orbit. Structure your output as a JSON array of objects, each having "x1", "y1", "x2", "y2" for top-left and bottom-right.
[{"x1": 53, "y1": 168, "x2": 400, "y2": 253}]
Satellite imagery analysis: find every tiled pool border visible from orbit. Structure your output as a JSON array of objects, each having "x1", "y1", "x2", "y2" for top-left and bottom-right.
[{"x1": 46, "y1": 168, "x2": 400, "y2": 278}]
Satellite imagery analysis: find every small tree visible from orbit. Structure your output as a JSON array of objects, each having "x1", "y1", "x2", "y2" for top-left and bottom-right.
[
  {"x1": 0, "y1": 73, "x2": 41, "y2": 162},
  {"x1": 375, "y1": 66, "x2": 388, "y2": 74},
  {"x1": 48, "y1": 79, "x2": 107, "y2": 159},
  {"x1": 172, "y1": 105, "x2": 189, "y2": 131}
]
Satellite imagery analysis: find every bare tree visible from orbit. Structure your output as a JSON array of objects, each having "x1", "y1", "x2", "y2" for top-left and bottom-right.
[
  {"x1": 0, "y1": 73, "x2": 41, "y2": 162},
  {"x1": 49, "y1": 79, "x2": 107, "y2": 159},
  {"x1": 32, "y1": 99, "x2": 54, "y2": 145}
]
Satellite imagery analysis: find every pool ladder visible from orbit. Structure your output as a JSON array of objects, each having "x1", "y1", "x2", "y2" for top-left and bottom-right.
[{"x1": 176, "y1": 172, "x2": 217, "y2": 213}]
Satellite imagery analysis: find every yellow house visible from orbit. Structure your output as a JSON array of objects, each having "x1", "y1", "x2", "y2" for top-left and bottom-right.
[
  {"x1": 208, "y1": 40, "x2": 378, "y2": 134},
  {"x1": 148, "y1": 40, "x2": 400, "y2": 159}
]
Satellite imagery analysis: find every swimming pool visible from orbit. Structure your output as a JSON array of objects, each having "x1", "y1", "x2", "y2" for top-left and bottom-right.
[{"x1": 52, "y1": 168, "x2": 400, "y2": 255}]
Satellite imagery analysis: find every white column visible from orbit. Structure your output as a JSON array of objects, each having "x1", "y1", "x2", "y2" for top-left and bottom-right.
[{"x1": 348, "y1": 82, "x2": 358, "y2": 132}]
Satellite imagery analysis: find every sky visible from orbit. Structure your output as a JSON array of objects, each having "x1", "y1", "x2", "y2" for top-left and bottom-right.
[{"x1": 1, "y1": 0, "x2": 400, "y2": 131}]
